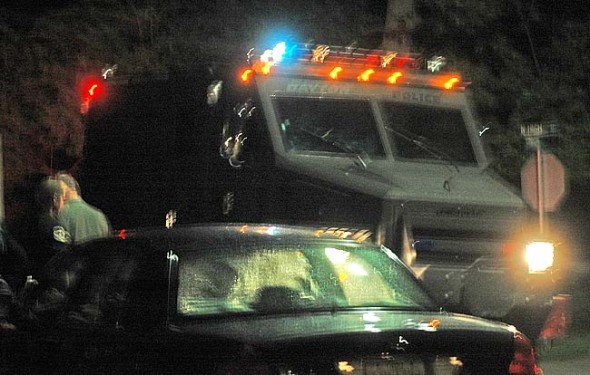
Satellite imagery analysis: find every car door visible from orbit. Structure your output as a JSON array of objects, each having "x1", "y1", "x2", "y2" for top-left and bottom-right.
[
  {"x1": 2, "y1": 240, "x2": 168, "y2": 374},
  {"x1": 60, "y1": 240, "x2": 170, "y2": 374}
]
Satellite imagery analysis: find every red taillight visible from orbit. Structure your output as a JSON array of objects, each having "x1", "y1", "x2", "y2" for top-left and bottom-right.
[
  {"x1": 509, "y1": 332, "x2": 543, "y2": 375},
  {"x1": 539, "y1": 294, "x2": 572, "y2": 340},
  {"x1": 117, "y1": 229, "x2": 127, "y2": 240}
]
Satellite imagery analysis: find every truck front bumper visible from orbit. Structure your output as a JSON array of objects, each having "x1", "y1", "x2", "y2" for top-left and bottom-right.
[{"x1": 414, "y1": 258, "x2": 569, "y2": 340}]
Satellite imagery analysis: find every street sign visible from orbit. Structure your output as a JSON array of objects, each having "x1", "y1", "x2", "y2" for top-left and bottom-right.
[
  {"x1": 520, "y1": 122, "x2": 559, "y2": 138},
  {"x1": 521, "y1": 152, "x2": 567, "y2": 212}
]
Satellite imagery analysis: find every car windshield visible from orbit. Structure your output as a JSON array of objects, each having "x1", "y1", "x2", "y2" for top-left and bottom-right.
[
  {"x1": 380, "y1": 102, "x2": 477, "y2": 164},
  {"x1": 176, "y1": 241, "x2": 435, "y2": 317}
]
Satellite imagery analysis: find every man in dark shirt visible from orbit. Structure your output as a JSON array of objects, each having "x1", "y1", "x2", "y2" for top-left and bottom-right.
[
  {"x1": 35, "y1": 178, "x2": 71, "y2": 272},
  {"x1": 55, "y1": 173, "x2": 111, "y2": 245}
]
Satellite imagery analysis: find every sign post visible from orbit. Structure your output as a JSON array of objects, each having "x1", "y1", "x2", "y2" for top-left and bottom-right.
[{"x1": 520, "y1": 123, "x2": 566, "y2": 234}]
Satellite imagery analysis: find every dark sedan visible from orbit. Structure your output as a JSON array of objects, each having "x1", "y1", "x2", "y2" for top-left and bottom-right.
[{"x1": 1, "y1": 223, "x2": 542, "y2": 374}]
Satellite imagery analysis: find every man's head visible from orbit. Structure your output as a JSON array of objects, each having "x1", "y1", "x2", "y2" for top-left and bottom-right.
[
  {"x1": 36, "y1": 178, "x2": 65, "y2": 212},
  {"x1": 55, "y1": 172, "x2": 81, "y2": 201}
]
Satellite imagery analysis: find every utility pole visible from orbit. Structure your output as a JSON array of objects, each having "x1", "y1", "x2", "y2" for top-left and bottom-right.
[{"x1": 382, "y1": 0, "x2": 419, "y2": 51}]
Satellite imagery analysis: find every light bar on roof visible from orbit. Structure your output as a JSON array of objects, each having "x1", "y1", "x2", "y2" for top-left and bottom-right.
[{"x1": 241, "y1": 42, "x2": 465, "y2": 90}]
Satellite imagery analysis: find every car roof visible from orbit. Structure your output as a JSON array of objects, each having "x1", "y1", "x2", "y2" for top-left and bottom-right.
[{"x1": 115, "y1": 222, "x2": 376, "y2": 245}]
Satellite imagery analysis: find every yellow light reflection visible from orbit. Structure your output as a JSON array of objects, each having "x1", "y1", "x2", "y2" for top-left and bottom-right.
[
  {"x1": 347, "y1": 263, "x2": 368, "y2": 276},
  {"x1": 363, "y1": 312, "x2": 381, "y2": 323},
  {"x1": 338, "y1": 272, "x2": 349, "y2": 282},
  {"x1": 325, "y1": 247, "x2": 350, "y2": 265},
  {"x1": 449, "y1": 357, "x2": 463, "y2": 366},
  {"x1": 338, "y1": 361, "x2": 355, "y2": 373}
]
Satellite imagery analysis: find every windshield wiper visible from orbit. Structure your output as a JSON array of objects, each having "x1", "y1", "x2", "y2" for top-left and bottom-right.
[
  {"x1": 384, "y1": 126, "x2": 460, "y2": 173},
  {"x1": 292, "y1": 125, "x2": 369, "y2": 169}
]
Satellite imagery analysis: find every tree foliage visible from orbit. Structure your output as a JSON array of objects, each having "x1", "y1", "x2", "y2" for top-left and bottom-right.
[
  {"x1": 414, "y1": 0, "x2": 590, "y2": 184},
  {"x1": 1, "y1": 13, "x2": 83, "y2": 216}
]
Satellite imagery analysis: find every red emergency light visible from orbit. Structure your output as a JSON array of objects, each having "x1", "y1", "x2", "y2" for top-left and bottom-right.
[
  {"x1": 80, "y1": 77, "x2": 105, "y2": 100},
  {"x1": 79, "y1": 76, "x2": 107, "y2": 114}
]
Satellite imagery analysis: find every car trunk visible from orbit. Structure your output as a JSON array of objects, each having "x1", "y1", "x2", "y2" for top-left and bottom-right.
[{"x1": 175, "y1": 310, "x2": 517, "y2": 374}]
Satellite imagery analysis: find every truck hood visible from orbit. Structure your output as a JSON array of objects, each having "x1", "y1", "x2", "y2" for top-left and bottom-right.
[{"x1": 277, "y1": 155, "x2": 525, "y2": 208}]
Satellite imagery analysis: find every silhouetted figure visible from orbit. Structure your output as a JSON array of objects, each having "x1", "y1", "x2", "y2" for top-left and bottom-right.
[
  {"x1": 55, "y1": 172, "x2": 111, "y2": 245},
  {"x1": 34, "y1": 177, "x2": 71, "y2": 275}
]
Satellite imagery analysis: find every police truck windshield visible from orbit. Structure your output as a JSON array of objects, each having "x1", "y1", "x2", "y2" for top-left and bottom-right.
[
  {"x1": 381, "y1": 102, "x2": 476, "y2": 164},
  {"x1": 274, "y1": 96, "x2": 476, "y2": 165},
  {"x1": 275, "y1": 97, "x2": 385, "y2": 159}
]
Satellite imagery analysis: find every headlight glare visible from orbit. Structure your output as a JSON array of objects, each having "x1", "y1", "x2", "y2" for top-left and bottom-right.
[{"x1": 525, "y1": 241, "x2": 554, "y2": 273}]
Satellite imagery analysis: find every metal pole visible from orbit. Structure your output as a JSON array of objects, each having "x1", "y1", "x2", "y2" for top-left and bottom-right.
[{"x1": 536, "y1": 141, "x2": 544, "y2": 233}]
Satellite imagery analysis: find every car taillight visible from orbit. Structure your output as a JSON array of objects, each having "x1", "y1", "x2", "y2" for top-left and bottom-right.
[
  {"x1": 539, "y1": 294, "x2": 572, "y2": 340},
  {"x1": 509, "y1": 332, "x2": 543, "y2": 375}
]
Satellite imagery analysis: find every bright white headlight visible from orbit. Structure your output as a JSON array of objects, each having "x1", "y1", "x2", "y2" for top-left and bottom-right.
[{"x1": 525, "y1": 241, "x2": 555, "y2": 273}]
